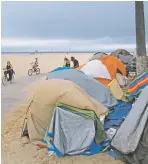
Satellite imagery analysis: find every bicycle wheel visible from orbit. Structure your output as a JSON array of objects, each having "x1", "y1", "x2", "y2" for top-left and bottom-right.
[
  {"x1": 28, "y1": 69, "x2": 33, "y2": 76},
  {"x1": 2, "y1": 76, "x2": 8, "y2": 86},
  {"x1": 36, "y1": 68, "x2": 40, "y2": 75}
]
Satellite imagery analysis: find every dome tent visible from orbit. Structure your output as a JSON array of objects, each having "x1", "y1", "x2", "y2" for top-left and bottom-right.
[
  {"x1": 80, "y1": 60, "x2": 111, "y2": 80},
  {"x1": 77, "y1": 55, "x2": 126, "y2": 86},
  {"x1": 22, "y1": 79, "x2": 108, "y2": 156},
  {"x1": 88, "y1": 52, "x2": 108, "y2": 62},
  {"x1": 111, "y1": 49, "x2": 134, "y2": 65}
]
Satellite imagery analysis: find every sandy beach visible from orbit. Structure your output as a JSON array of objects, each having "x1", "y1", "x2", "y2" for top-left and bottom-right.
[
  {"x1": 1, "y1": 53, "x2": 93, "y2": 77},
  {"x1": 1, "y1": 53, "x2": 123, "y2": 164}
]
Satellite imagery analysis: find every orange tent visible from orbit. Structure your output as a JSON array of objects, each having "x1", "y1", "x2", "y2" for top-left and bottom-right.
[
  {"x1": 100, "y1": 55, "x2": 126, "y2": 79},
  {"x1": 77, "y1": 55, "x2": 126, "y2": 86}
]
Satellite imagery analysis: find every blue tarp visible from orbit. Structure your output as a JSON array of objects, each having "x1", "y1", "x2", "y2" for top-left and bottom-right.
[
  {"x1": 84, "y1": 101, "x2": 132, "y2": 156},
  {"x1": 50, "y1": 67, "x2": 72, "y2": 73},
  {"x1": 43, "y1": 101, "x2": 132, "y2": 157}
]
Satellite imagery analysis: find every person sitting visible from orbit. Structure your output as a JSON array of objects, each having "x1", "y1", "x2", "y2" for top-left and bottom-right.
[
  {"x1": 71, "y1": 56, "x2": 79, "y2": 69},
  {"x1": 64, "y1": 57, "x2": 70, "y2": 67},
  {"x1": 5, "y1": 61, "x2": 13, "y2": 81}
]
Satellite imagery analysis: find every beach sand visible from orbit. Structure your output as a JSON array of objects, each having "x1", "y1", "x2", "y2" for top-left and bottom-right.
[
  {"x1": 1, "y1": 53, "x2": 92, "y2": 77},
  {"x1": 1, "y1": 53, "x2": 123, "y2": 164}
]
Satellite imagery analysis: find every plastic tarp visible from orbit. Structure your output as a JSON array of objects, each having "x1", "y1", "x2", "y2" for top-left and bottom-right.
[
  {"x1": 46, "y1": 69, "x2": 117, "y2": 108},
  {"x1": 80, "y1": 60, "x2": 111, "y2": 79},
  {"x1": 111, "y1": 86, "x2": 148, "y2": 154},
  {"x1": 43, "y1": 106, "x2": 105, "y2": 156},
  {"x1": 125, "y1": 72, "x2": 148, "y2": 99},
  {"x1": 118, "y1": 54, "x2": 133, "y2": 65},
  {"x1": 50, "y1": 67, "x2": 72, "y2": 73}
]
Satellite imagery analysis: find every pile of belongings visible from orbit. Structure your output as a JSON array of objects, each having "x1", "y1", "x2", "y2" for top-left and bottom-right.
[{"x1": 22, "y1": 62, "x2": 148, "y2": 163}]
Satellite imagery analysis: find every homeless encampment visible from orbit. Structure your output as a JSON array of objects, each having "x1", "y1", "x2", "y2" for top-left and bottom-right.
[
  {"x1": 111, "y1": 86, "x2": 148, "y2": 164},
  {"x1": 22, "y1": 78, "x2": 134, "y2": 157}
]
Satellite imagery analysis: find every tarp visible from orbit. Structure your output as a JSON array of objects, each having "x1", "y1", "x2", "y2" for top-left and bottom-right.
[
  {"x1": 43, "y1": 104, "x2": 106, "y2": 156},
  {"x1": 26, "y1": 79, "x2": 108, "y2": 142},
  {"x1": 50, "y1": 67, "x2": 72, "y2": 72},
  {"x1": 125, "y1": 72, "x2": 148, "y2": 99},
  {"x1": 111, "y1": 49, "x2": 133, "y2": 64},
  {"x1": 88, "y1": 52, "x2": 108, "y2": 62},
  {"x1": 43, "y1": 101, "x2": 132, "y2": 157},
  {"x1": 80, "y1": 60, "x2": 111, "y2": 80},
  {"x1": 46, "y1": 69, "x2": 117, "y2": 108},
  {"x1": 111, "y1": 86, "x2": 148, "y2": 154}
]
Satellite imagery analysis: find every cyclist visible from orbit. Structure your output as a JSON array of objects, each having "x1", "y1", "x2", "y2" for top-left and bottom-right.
[
  {"x1": 5, "y1": 61, "x2": 13, "y2": 81},
  {"x1": 33, "y1": 58, "x2": 39, "y2": 70}
]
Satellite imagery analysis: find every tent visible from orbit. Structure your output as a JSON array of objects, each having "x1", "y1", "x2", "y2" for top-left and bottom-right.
[
  {"x1": 111, "y1": 49, "x2": 134, "y2": 65},
  {"x1": 21, "y1": 78, "x2": 135, "y2": 158},
  {"x1": 88, "y1": 52, "x2": 108, "y2": 62},
  {"x1": 125, "y1": 72, "x2": 148, "y2": 99},
  {"x1": 77, "y1": 55, "x2": 126, "y2": 86},
  {"x1": 111, "y1": 86, "x2": 148, "y2": 164},
  {"x1": 80, "y1": 60, "x2": 111, "y2": 80},
  {"x1": 101, "y1": 55, "x2": 126, "y2": 79},
  {"x1": 22, "y1": 79, "x2": 108, "y2": 156},
  {"x1": 46, "y1": 69, "x2": 117, "y2": 108}
]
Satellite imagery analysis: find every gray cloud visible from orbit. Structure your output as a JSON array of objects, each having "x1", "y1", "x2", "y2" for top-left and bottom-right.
[{"x1": 1, "y1": 1, "x2": 148, "y2": 52}]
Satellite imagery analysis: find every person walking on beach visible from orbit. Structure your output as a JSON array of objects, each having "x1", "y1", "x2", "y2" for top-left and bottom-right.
[
  {"x1": 71, "y1": 56, "x2": 79, "y2": 69},
  {"x1": 64, "y1": 57, "x2": 70, "y2": 67},
  {"x1": 5, "y1": 61, "x2": 13, "y2": 81}
]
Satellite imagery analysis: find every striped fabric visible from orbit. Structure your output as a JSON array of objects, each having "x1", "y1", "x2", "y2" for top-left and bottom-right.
[{"x1": 125, "y1": 72, "x2": 148, "y2": 99}]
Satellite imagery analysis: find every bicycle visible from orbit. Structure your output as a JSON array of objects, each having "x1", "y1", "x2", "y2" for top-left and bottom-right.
[
  {"x1": 28, "y1": 63, "x2": 40, "y2": 76},
  {"x1": 2, "y1": 68, "x2": 14, "y2": 86}
]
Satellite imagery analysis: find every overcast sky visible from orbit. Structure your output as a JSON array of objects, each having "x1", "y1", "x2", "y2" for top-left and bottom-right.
[{"x1": 1, "y1": 1, "x2": 148, "y2": 52}]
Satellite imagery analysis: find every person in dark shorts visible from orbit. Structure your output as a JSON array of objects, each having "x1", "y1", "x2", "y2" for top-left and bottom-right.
[
  {"x1": 64, "y1": 57, "x2": 70, "y2": 67},
  {"x1": 71, "y1": 56, "x2": 79, "y2": 69}
]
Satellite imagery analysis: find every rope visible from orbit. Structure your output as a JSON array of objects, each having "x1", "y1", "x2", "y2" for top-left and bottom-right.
[{"x1": 2, "y1": 98, "x2": 34, "y2": 137}]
